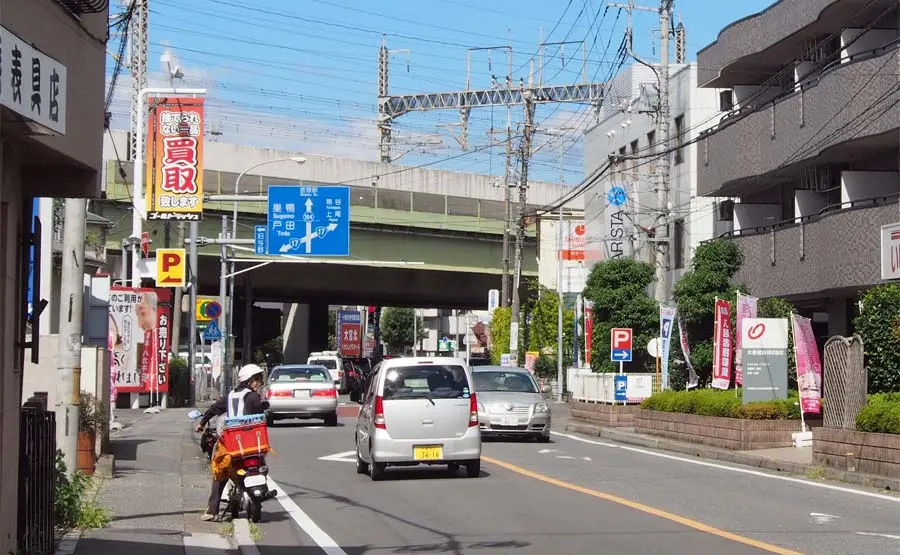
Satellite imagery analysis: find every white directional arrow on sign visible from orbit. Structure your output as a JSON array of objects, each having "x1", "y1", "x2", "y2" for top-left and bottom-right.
[
  {"x1": 279, "y1": 222, "x2": 340, "y2": 253},
  {"x1": 613, "y1": 351, "x2": 629, "y2": 360},
  {"x1": 318, "y1": 450, "x2": 356, "y2": 463},
  {"x1": 304, "y1": 198, "x2": 314, "y2": 253}
]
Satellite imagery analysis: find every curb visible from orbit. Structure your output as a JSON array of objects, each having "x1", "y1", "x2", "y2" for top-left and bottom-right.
[
  {"x1": 233, "y1": 518, "x2": 260, "y2": 555},
  {"x1": 53, "y1": 530, "x2": 82, "y2": 555},
  {"x1": 565, "y1": 421, "x2": 900, "y2": 492}
]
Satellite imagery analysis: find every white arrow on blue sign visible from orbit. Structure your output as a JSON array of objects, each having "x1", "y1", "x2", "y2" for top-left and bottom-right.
[
  {"x1": 612, "y1": 349, "x2": 632, "y2": 362},
  {"x1": 203, "y1": 320, "x2": 222, "y2": 341}
]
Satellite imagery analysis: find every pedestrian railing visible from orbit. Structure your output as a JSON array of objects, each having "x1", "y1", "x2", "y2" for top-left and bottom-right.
[{"x1": 18, "y1": 396, "x2": 56, "y2": 555}]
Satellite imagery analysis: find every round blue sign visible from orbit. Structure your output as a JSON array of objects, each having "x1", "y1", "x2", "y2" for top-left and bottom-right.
[{"x1": 607, "y1": 186, "x2": 627, "y2": 207}]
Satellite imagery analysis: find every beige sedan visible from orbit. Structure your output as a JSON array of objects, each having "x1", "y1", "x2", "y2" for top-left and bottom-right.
[{"x1": 264, "y1": 364, "x2": 339, "y2": 426}]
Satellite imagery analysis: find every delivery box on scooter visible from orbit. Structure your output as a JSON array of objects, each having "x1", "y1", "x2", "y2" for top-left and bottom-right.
[{"x1": 220, "y1": 414, "x2": 271, "y2": 458}]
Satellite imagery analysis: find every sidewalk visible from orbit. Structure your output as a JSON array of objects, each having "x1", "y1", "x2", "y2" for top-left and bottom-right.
[{"x1": 70, "y1": 407, "x2": 238, "y2": 555}]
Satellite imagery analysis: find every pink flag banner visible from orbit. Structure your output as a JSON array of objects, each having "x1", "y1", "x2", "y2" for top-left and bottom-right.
[
  {"x1": 712, "y1": 299, "x2": 733, "y2": 390},
  {"x1": 734, "y1": 293, "x2": 758, "y2": 387},
  {"x1": 791, "y1": 314, "x2": 822, "y2": 414}
]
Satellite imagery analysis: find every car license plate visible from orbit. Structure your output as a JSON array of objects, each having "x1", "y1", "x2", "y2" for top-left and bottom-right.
[
  {"x1": 243, "y1": 474, "x2": 267, "y2": 488},
  {"x1": 293, "y1": 390, "x2": 310, "y2": 398},
  {"x1": 500, "y1": 415, "x2": 519, "y2": 426},
  {"x1": 413, "y1": 445, "x2": 443, "y2": 461}
]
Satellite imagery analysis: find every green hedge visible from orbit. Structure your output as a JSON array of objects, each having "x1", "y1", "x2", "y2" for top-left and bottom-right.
[
  {"x1": 856, "y1": 393, "x2": 900, "y2": 434},
  {"x1": 640, "y1": 388, "x2": 801, "y2": 420}
]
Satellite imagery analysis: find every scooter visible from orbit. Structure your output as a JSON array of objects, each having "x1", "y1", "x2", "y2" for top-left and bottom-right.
[
  {"x1": 221, "y1": 450, "x2": 277, "y2": 523},
  {"x1": 188, "y1": 409, "x2": 218, "y2": 462}
]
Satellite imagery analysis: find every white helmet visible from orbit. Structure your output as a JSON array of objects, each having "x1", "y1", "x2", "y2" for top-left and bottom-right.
[{"x1": 237, "y1": 363, "x2": 265, "y2": 384}]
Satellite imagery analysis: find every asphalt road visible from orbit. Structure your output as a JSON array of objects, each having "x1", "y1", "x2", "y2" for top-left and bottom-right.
[{"x1": 248, "y1": 404, "x2": 900, "y2": 555}]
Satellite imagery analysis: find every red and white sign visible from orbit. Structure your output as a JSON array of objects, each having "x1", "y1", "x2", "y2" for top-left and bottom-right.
[
  {"x1": 711, "y1": 299, "x2": 732, "y2": 390},
  {"x1": 740, "y1": 317, "x2": 789, "y2": 349},
  {"x1": 881, "y1": 223, "x2": 900, "y2": 280},
  {"x1": 108, "y1": 286, "x2": 172, "y2": 394},
  {"x1": 559, "y1": 223, "x2": 587, "y2": 260},
  {"x1": 791, "y1": 314, "x2": 822, "y2": 414},
  {"x1": 337, "y1": 310, "x2": 362, "y2": 358},
  {"x1": 141, "y1": 231, "x2": 151, "y2": 258},
  {"x1": 584, "y1": 300, "x2": 594, "y2": 364},
  {"x1": 610, "y1": 328, "x2": 633, "y2": 351}
]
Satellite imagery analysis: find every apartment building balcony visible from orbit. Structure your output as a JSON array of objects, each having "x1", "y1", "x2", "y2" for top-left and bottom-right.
[
  {"x1": 724, "y1": 182, "x2": 898, "y2": 300},
  {"x1": 698, "y1": 0, "x2": 894, "y2": 87},
  {"x1": 697, "y1": 45, "x2": 900, "y2": 197}
]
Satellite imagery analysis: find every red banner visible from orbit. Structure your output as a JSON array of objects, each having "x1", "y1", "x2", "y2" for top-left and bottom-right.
[
  {"x1": 337, "y1": 310, "x2": 362, "y2": 358},
  {"x1": 109, "y1": 287, "x2": 172, "y2": 394},
  {"x1": 734, "y1": 292, "x2": 758, "y2": 387},
  {"x1": 712, "y1": 299, "x2": 732, "y2": 390}
]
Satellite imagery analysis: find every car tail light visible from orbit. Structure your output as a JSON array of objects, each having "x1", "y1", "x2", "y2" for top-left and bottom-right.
[
  {"x1": 374, "y1": 395, "x2": 386, "y2": 429},
  {"x1": 468, "y1": 393, "x2": 478, "y2": 427},
  {"x1": 266, "y1": 389, "x2": 291, "y2": 398},
  {"x1": 312, "y1": 388, "x2": 336, "y2": 398}
]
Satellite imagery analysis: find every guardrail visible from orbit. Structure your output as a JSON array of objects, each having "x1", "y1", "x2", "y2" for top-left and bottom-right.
[{"x1": 567, "y1": 370, "x2": 657, "y2": 404}]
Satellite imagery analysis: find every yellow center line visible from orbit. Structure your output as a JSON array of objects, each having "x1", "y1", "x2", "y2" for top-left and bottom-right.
[{"x1": 482, "y1": 455, "x2": 804, "y2": 555}]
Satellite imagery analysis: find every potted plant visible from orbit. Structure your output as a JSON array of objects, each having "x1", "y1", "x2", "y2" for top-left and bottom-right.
[{"x1": 77, "y1": 391, "x2": 106, "y2": 476}]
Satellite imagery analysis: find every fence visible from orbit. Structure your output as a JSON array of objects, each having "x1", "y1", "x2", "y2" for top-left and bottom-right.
[
  {"x1": 18, "y1": 395, "x2": 56, "y2": 555},
  {"x1": 568, "y1": 371, "x2": 657, "y2": 404}
]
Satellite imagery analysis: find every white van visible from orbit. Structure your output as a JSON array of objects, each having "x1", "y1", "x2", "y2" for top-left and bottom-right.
[{"x1": 307, "y1": 351, "x2": 344, "y2": 392}]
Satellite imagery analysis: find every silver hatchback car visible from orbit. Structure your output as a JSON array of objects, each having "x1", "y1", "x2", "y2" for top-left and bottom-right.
[
  {"x1": 354, "y1": 357, "x2": 482, "y2": 480},
  {"x1": 472, "y1": 366, "x2": 551, "y2": 441},
  {"x1": 264, "y1": 364, "x2": 339, "y2": 426}
]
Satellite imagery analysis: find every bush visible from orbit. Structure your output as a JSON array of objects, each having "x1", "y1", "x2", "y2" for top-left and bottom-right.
[
  {"x1": 641, "y1": 388, "x2": 800, "y2": 420},
  {"x1": 853, "y1": 283, "x2": 900, "y2": 393},
  {"x1": 856, "y1": 394, "x2": 900, "y2": 434},
  {"x1": 54, "y1": 450, "x2": 111, "y2": 530},
  {"x1": 532, "y1": 353, "x2": 557, "y2": 379},
  {"x1": 168, "y1": 356, "x2": 190, "y2": 407}
]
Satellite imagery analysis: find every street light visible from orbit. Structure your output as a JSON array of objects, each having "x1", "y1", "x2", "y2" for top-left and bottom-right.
[{"x1": 222, "y1": 156, "x2": 307, "y2": 386}]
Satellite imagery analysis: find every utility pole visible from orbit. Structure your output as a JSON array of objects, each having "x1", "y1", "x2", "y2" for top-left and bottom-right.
[
  {"x1": 171, "y1": 222, "x2": 185, "y2": 358},
  {"x1": 501, "y1": 107, "x2": 512, "y2": 307},
  {"x1": 655, "y1": 0, "x2": 673, "y2": 305},
  {"x1": 509, "y1": 93, "x2": 535, "y2": 359},
  {"x1": 609, "y1": 0, "x2": 674, "y2": 304},
  {"x1": 56, "y1": 198, "x2": 87, "y2": 476},
  {"x1": 188, "y1": 221, "x2": 200, "y2": 404},
  {"x1": 218, "y1": 216, "x2": 229, "y2": 398},
  {"x1": 128, "y1": 0, "x2": 148, "y2": 161}
]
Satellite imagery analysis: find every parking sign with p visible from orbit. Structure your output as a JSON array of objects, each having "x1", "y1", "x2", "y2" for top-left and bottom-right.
[
  {"x1": 610, "y1": 327, "x2": 633, "y2": 363},
  {"x1": 156, "y1": 248, "x2": 186, "y2": 287}
]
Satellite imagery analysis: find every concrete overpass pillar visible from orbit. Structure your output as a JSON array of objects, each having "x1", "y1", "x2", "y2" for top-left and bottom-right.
[
  {"x1": 282, "y1": 303, "x2": 309, "y2": 363},
  {"x1": 309, "y1": 300, "x2": 329, "y2": 353}
]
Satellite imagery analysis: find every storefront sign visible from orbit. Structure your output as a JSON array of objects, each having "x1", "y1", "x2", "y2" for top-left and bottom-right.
[
  {"x1": 0, "y1": 25, "x2": 67, "y2": 134},
  {"x1": 337, "y1": 310, "x2": 362, "y2": 357},
  {"x1": 740, "y1": 317, "x2": 789, "y2": 403},
  {"x1": 146, "y1": 98, "x2": 205, "y2": 221}
]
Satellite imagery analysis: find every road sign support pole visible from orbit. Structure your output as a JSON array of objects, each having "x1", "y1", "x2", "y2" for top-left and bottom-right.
[
  {"x1": 219, "y1": 215, "x2": 229, "y2": 398},
  {"x1": 188, "y1": 221, "x2": 199, "y2": 405}
]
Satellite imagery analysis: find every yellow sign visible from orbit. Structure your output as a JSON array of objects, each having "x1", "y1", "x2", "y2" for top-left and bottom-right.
[
  {"x1": 156, "y1": 248, "x2": 186, "y2": 287},
  {"x1": 145, "y1": 98, "x2": 205, "y2": 221},
  {"x1": 195, "y1": 296, "x2": 222, "y2": 323}
]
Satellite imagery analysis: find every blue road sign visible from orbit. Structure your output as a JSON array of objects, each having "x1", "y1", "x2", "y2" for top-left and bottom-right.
[
  {"x1": 267, "y1": 185, "x2": 350, "y2": 256},
  {"x1": 203, "y1": 320, "x2": 222, "y2": 341},
  {"x1": 614, "y1": 375, "x2": 628, "y2": 402},
  {"x1": 611, "y1": 348, "x2": 633, "y2": 362},
  {"x1": 254, "y1": 225, "x2": 267, "y2": 255},
  {"x1": 607, "y1": 185, "x2": 627, "y2": 207}
]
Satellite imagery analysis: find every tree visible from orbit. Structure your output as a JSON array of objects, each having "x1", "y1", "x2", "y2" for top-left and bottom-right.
[
  {"x1": 525, "y1": 286, "x2": 576, "y2": 368},
  {"x1": 489, "y1": 307, "x2": 511, "y2": 365},
  {"x1": 853, "y1": 283, "x2": 900, "y2": 393},
  {"x1": 380, "y1": 307, "x2": 426, "y2": 354},
  {"x1": 327, "y1": 310, "x2": 337, "y2": 350},
  {"x1": 583, "y1": 258, "x2": 658, "y2": 373},
  {"x1": 757, "y1": 296, "x2": 798, "y2": 389},
  {"x1": 672, "y1": 239, "x2": 743, "y2": 388}
]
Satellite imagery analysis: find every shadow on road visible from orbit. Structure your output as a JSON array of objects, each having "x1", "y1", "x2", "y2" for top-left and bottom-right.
[
  {"x1": 256, "y1": 540, "x2": 531, "y2": 554},
  {"x1": 111, "y1": 438, "x2": 153, "y2": 461},
  {"x1": 269, "y1": 421, "x2": 344, "y2": 428}
]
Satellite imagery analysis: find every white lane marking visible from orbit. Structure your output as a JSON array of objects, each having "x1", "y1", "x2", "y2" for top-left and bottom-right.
[
  {"x1": 318, "y1": 450, "x2": 357, "y2": 463},
  {"x1": 186, "y1": 530, "x2": 243, "y2": 554},
  {"x1": 537, "y1": 448, "x2": 557, "y2": 454},
  {"x1": 269, "y1": 477, "x2": 348, "y2": 555},
  {"x1": 550, "y1": 431, "x2": 900, "y2": 503},
  {"x1": 305, "y1": 426, "x2": 324, "y2": 430},
  {"x1": 582, "y1": 457, "x2": 592, "y2": 461},
  {"x1": 556, "y1": 455, "x2": 575, "y2": 460},
  {"x1": 856, "y1": 531, "x2": 900, "y2": 540},
  {"x1": 809, "y1": 512, "x2": 841, "y2": 524}
]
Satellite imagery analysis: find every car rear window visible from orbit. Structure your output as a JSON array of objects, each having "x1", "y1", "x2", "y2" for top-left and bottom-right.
[
  {"x1": 271, "y1": 367, "x2": 330, "y2": 382},
  {"x1": 473, "y1": 371, "x2": 537, "y2": 393},
  {"x1": 308, "y1": 358, "x2": 337, "y2": 369},
  {"x1": 382, "y1": 365, "x2": 470, "y2": 400}
]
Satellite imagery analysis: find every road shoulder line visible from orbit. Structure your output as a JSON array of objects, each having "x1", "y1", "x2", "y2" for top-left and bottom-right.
[
  {"x1": 268, "y1": 477, "x2": 349, "y2": 555},
  {"x1": 482, "y1": 455, "x2": 802, "y2": 555}
]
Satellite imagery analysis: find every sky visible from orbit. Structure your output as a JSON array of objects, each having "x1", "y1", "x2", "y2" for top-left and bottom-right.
[{"x1": 105, "y1": 0, "x2": 774, "y2": 185}]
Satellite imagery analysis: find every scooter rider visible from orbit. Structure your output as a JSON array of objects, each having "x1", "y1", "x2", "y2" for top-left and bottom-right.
[{"x1": 196, "y1": 363, "x2": 270, "y2": 521}]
